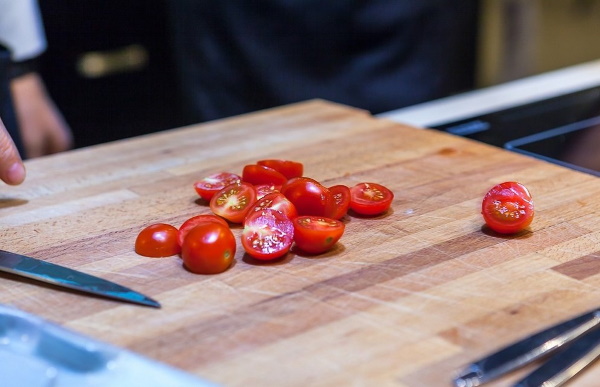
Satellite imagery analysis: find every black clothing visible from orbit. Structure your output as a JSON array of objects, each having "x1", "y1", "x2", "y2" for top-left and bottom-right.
[
  {"x1": 168, "y1": 1, "x2": 479, "y2": 123},
  {"x1": 0, "y1": 44, "x2": 24, "y2": 157}
]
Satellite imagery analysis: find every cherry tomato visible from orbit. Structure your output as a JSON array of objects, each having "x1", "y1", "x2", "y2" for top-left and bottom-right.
[
  {"x1": 135, "y1": 223, "x2": 181, "y2": 257},
  {"x1": 178, "y1": 214, "x2": 229, "y2": 246},
  {"x1": 242, "y1": 209, "x2": 294, "y2": 260},
  {"x1": 325, "y1": 184, "x2": 351, "y2": 220},
  {"x1": 210, "y1": 182, "x2": 257, "y2": 223},
  {"x1": 194, "y1": 172, "x2": 241, "y2": 201},
  {"x1": 181, "y1": 222, "x2": 236, "y2": 274},
  {"x1": 349, "y1": 182, "x2": 394, "y2": 216},
  {"x1": 255, "y1": 184, "x2": 281, "y2": 200},
  {"x1": 481, "y1": 181, "x2": 534, "y2": 234},
  {"x1": 242, "y1": 164, "x2": 287, "y2": 186},
  {"x1": 257, "y1": 160, "x2": 303, "y2": 179},
  {"x1": 293, "y1": 216, "x2": 345, "y2": 254},
  {"x1": 281, "y1": 177, "x2": 333, "y2": 217},
  {"x1": 249, "y1": 192, "x2": 298, "y2": 220}
]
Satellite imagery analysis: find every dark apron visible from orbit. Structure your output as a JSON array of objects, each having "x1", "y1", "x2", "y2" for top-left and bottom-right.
[{"x1": 0, "y1": 44, "x2": 25, "y2": 158}]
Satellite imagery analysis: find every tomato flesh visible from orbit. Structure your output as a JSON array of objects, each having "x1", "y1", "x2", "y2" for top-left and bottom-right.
[
  {"x1": 242, "y1": 209, "x2": 294, "y2": 260},
  {"x1": 482, "y1": 181, "x2": 534, "y2": 234},
  {"x1": 293, "y1": 216, "x2": 345, "y2": 254},
  {"x1": 181, "y1": 222, "x2": 236, "y2": 274},
  {"x1": 249, "y1": 192, "x2": 298, "y2": 220},
  {"x1": 210, "y1": 182, "x2": 257, "y2": 223},
  {"x1": 349, "y1": 182, "x2": 394, "y2": 215},
  {"x1": 255, "y1": 184, "x2": 281, "y2": 199},
  {"x1": 257, "y1": 160, "x2": 303, "y2": 180},
  {"x1": 281, "y1": 177, "x2": 333, "y2": 217},
  {"x1": 135, "y1": 223, "x2": 181, "y2": 257},
  {"x1": 194, "y1": 172, "x2": 241, "y2": 201},
  {"x1": 178, "y1": 214, "x2": 229, "y2": 246}
]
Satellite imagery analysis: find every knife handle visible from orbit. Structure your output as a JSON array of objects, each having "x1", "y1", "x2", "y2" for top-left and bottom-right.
[{"x1": 454, "y1": 309, "x2": 600, "y2": 386}]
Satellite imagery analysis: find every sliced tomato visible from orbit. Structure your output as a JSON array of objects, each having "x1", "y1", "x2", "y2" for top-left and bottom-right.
[
  {"x1": 135, "y1": 223, "x2": 181, "y2": 257},
  {"x1": 280, "y1": 177, "x2": 333, "y2": 217},
  {"x1": 255, "y1": 184, "x2": 281, "y2": 200},
  {"x1": 257, "y1": 159, "x2": 303, "y2": 179},
  {"x1": 178, "y1": 214, "x2": 229, "y2": 246},
  {"x1": 194, "y1": 172, "x2": 241, "y2": 201},
  {"x1": 181, "y1": 222, "x2": 236, "y2": 274},
  {"x1": 249, "y1": 192, "x2": 297, "y2": 220},
  {"x1": 241, "y1": 209, "x2": 294, "y2": 260},
  {"x1": 349, "y1": 182, "x2": 394, "y2": 216},
  {"x1": 293, "y1": 216, "x2": 345, "y2": 254},
  {"x1": 242, "y1": 164, "x2": 287, "y2": 186},
  {"x1": 325, "y1": 184, "x2": 351, "y2": 220},
  {"x1": 210, "y1": 182, "x2": 257, "y2": 223},
  {"x1": 481, "y1": 181, "x2": 534, "y2": 234}
]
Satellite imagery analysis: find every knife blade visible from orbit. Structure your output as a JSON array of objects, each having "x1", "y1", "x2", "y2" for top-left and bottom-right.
[
  {"x1": 0, "y1": 249, "x2": 160, "y2": 308},
  {"x1": 453, "y1": 308, "x2": 600, "y2": 386}
]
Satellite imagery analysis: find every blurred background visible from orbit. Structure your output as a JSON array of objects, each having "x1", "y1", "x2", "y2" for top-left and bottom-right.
[{"x1": 36, "y1": 0, "x2": 600, "y2": 150}]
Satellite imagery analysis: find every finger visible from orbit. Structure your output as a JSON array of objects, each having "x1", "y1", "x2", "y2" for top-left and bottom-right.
[{"x1": 0, "y1": 118, "x2": 26, "y2": 185}]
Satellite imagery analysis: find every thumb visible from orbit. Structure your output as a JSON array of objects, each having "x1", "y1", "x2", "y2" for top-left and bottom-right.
[{"x1": 0, "y1": 118, "x2": 25, "y2": 185}]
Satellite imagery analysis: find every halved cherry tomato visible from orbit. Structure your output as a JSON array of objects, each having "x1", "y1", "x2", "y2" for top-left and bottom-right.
[
  {"x1": 181, "y1": 222, "x2": 236, "y2": 274},
  {"x1": 242, "y1": 164, "x2": 287, "y2": 186},
  {"x1": 178, "y1": 214, "x2": 229, "y2": 246},
  {"x1": 293, "y1": 216, "x2": 345, "y2": 254},
  {"x1": 135, "y1": 223, "x2": 181, "y2": 257},
  {"x1": 325, "y1": 184, "x2": 351, "y2": 220},
  {"x1": 349, "y1": 182, "x2": 394, "y2": 216},
  {"x1": 281, "y1": 177, "x2": 333, "y2": 217},
  {"x1": 242, "y1": 209, "x2": 294, "y2": 260},
  {"x1": 255, "y1": 184, "x2": 281, "y2": 200},
  {"x1": 249, "y1": 192, "x2": 298, "y2": 220},
  {"x1": 194, "y1": 172, "x2": 241, "y2": 201},
  {"x1": 481, "y1": 181, "x2": 534, "y2": 234},
  {"x1": 210, "y1": 182, "x2": 257, "y2": 223},
  {"x1": 257, "y1": 160, "x2": 303, "y2": 179}
]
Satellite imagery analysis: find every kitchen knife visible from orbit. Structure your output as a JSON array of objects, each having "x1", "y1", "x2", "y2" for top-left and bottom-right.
[
  {"x1": 453, "y1": 308, "x2": 600, "y2": 386},
  {"x1": 0, "y1": 249, "x2": 160, "y2": 308}
]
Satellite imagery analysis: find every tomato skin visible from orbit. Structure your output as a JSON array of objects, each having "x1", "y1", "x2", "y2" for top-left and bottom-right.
[
  {"x1": 181, "y1": 222, "x2": 236, "y2": 274},
  {"x1": 257, "y1": 160, "x2": 303, "y2": 180},
  {"x1": 242, "y1": 164, "x2": 287, "y2": 186},
  {"x1": 293, "y1": 216, "x2": 345, "y2": 254},
  {"x1": 210, "y1": 182, "x2": 257, "y2": 223},
  {"x1": 481, "y1": 181, "x2": 534, "y2": 234},
  {"x1": 193, "y1": 172, "x2": 241, "y2": 201},
  {"x1": 249, "y1": 192, "x2": 298, "y2": 220},
  {"x1": 281, "y1": 177, "x2": 333, "y2": 217},
  {"x1": 178, "y1": 214, "x2": 229, "y2": 246},
  {"x1": 135, "y1": 223, "x2": 181, "y2": 257},
  {"x1": 242, "y1": 209, "x2": 294, "y2": 260},
  {"x1": 325, "y1": 184, "x2": 351, "y2": 220},
  {"x1": 255, "y1": 184, "x2": 282, "y2": 199},
  {"x1": 349, "y1": 182, "x2": 394, "y2": 216}
]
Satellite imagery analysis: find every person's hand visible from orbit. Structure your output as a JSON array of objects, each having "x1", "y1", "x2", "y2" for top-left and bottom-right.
[
  {"x1": 0, "y1": 117, "x2": 26, "y2": 185},
  {"x1": 10, "y1": 72, "x2": 73, "y2": 158}
]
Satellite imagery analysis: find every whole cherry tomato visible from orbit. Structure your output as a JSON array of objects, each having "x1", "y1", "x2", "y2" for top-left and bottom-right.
[
  {"x1": 257, "y1": 159, "x2": 303, "y2": 179},
  {"x1": 210, "y1": 182, "x2": 257, "y2": 223},
  {"x1": 242, "y1": 209, "x2": 294, "y2": 260},
  {"x1": 281, "y1": 177, "x2": 333, "y2": 217},
  {"x1": 242, "y1": 164, "x2": 287, "y2": 186},
  {"x1": 293, "y1": 216, "x2": 345, "y2": 254},
  {"x1": 249, "y1": 192, "x2": 298, "y2": 220},
  {"x1": 481, "y1": 181, "x2": 534, "y2": 234},
  {"x1": 181, "y1": 222, "x2": 236, "y2": 274},
  {"x1": 325, "y1": 184, "x2": 351, "y2": 220},
  {"x1": 349, "y1": 182, "x2": 394, "y2": 216},
  {"x1": 194, "y1": 172, "x2": 241, "y2": 201},
  {"x1": 135, "y1": 223, "x2": 181, "y2": 257},
  {"x1": 178, "y1": 214, "x2": 229, "y2": 246}
]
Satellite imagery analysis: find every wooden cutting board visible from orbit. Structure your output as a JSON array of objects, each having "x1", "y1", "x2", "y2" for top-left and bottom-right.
[{"x1": 2, "y1": 100, "x2": 600, "y2": 386}]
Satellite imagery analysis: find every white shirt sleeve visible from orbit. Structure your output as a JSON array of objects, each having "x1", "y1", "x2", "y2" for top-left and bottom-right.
[{"x1": 0, "y1": 0, "x2": 47, "y2": 61}]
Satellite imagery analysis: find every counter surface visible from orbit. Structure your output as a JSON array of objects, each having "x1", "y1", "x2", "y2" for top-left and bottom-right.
[{"x1": 2, "y1": 100, "x2": 600, "y2": 386}]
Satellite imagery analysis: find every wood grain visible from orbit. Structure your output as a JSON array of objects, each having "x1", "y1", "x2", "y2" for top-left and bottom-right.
[{"x1": 2, "y1": 100, "x2": 600, "y2": 386}]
